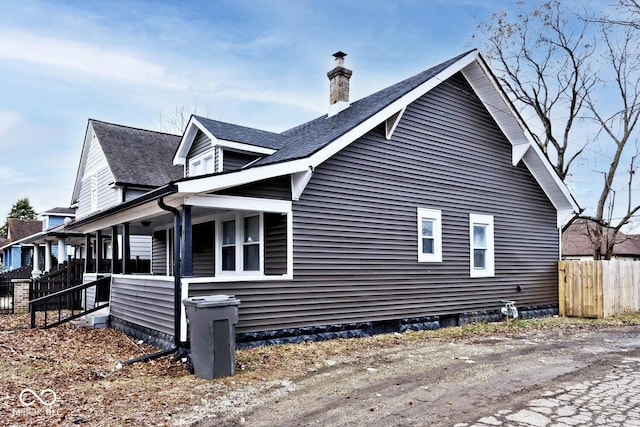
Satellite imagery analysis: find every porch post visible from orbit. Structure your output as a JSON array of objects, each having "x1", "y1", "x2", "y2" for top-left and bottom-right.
[
  {"x1": 32, "y1": 244, "x2": 41, "y2": 276},
  {"x1": 182, "y1": 205, "x2": 193, "y2": 277},
  {"x1": 122, "y1": 222, "x2": 130, "y2": 274},
  {"x1": 44, "y1": 240, "x2": 52, "y2": 272},
  {"x1": 96, "y1": 230, "x2": 103, "y2": 274},
  {"x1": 85, "y1": 234, "x2": 92, "y2": 273},
  {"x1": 111, "y1": 225, "x2": 120, "y2": 274},
  {"x1": 57, "y1": 238, "x2": 66, "y2": 266}
]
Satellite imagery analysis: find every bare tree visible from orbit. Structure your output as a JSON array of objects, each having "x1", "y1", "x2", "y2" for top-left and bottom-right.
[
  {"x1": 158, "y1": 104, "x2": 215, "y2": 134},
  {"x1": 476, "y1": 1, "x2": 640, "y2": 259},
  {"x1": 475, "y1": 1, "x2": 596, "y2": 181}
]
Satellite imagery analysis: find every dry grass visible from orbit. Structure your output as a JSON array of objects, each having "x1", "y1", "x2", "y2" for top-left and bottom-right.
[{"x1": 1, "y1": 312, "x2": 639, "y2": 426}]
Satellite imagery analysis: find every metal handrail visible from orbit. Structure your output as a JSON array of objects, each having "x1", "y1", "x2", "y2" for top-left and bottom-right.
[{"x1": 29, "y1": 276, "x2": 111, "y2": 329}]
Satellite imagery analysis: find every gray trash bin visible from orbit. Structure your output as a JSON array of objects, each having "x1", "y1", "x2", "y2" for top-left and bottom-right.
[{"x1": 183, "y1": 295, "x2": 240, "y2": 379}]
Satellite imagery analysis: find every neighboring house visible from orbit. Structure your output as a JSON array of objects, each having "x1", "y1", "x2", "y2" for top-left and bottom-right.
[
  {"x1": 562, "y1": 219, "x2": 640, "y2": 261},
  {"x1": 0, "y1": 219, "x2": 42, "y2": 272},
  {"x1": 68, "y1": 50, "x2": 578, "y2": 348},
  {"x1": 69, "y1": 120, "x2": 182, "y2": 273}
]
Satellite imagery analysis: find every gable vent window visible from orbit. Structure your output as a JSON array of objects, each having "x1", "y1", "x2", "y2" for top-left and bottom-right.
[
  {"x1": 189, "y1": 153, "x2": 214, "y2": 177},
  {"x1": 469, "y1": 213, "x2": 495, "y2": 277},
  {"x1": 417, "y1": 208, "x2": 442, "y2": 263}
]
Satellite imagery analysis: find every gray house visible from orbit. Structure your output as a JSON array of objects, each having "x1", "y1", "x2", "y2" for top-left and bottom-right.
[
  {"x1": 68, "y1": 50, "x2": 578, "y2": 347},
  {"x1": 69, "y1": 120, "x2": 182, "y2": 274}
]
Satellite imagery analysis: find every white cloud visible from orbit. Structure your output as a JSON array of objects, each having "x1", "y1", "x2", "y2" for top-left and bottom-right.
[
  {"x1": 0, "y1": 165, "x2": 36, "y2": 185},
  {"x1": 0, "y1": 29, "x2": 188, "y2": 90},
  {"x1": 0, "y1": 111, "x2": 21, "y2": 135}
]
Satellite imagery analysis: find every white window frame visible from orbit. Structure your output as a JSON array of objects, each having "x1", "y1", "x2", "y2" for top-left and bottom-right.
[
  {"x1": 189, "y1": 152, "x2": 215, "y2": 177},
  {"x1": 215, "y1": 212, "x2": 264, "y2": 276},
  {"x1": 469, "y1": 213, "x2": 495, "y2": 278},
  {"x1": 417, "y1": 208, "x2": 442, "y2": 263}
]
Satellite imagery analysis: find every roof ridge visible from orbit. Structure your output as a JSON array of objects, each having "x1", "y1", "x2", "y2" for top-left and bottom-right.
[
  {"x1": 193, "y1": 115, "x2": 285, "y2": 137},
  {"x1": 89, "y1": 118, "x2": 181, "y2": 137}
]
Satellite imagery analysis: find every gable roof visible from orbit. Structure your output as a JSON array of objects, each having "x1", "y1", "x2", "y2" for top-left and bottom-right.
[
  {"x1": 93, "y1": 120, "x2": 183, "y2": 186},
  {"x1": 173, "y1": 115, "x2": 289, "y2": 165},
  {"x1": 71, "y1": 120, "x2": 183, "y2": 204},
  {"x1": 255, "y1": 50, "x2": 474, "y2": 167},
  {"x1": 42, "y1": 207, "x2": 76, "y2": 216},
  {"x1": 69, "y1": 50, "x2": 580, "y2": 233},
  {"x1": 562, "y1": 219, "x2": 640, "y2": 257},
  {"x1": 0, "y1": 218, "x2": 42, "y2": 250},
  {"x1": 176, "y1": 50, "x2": 578, "y2": 225}
]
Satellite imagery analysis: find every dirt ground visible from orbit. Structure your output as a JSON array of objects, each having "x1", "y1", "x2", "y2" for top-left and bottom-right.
[{"x1": 2, "y1": 314, "x2": 640, "y2": 426}]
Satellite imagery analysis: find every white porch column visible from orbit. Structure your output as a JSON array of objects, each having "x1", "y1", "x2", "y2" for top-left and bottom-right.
[
  {"x1": 44, "y1": 240, "x2": 52, "y2": 272},
  {"x1": 57, "y1": 238, "x2": 66, "y2": 264},
  {"x1": 32, "y1": 244, "x2": 41, "y2": 276}
]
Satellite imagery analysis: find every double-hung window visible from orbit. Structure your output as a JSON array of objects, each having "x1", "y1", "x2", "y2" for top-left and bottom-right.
[
  {"x1": 417, "y1": 208, "x2": 442, "y2": 262},
  {"x1": 469, "y1": 213, "x2": 495, "y2": 277},
  {"x1": 217, "y1": 213, "x2": 263, "y2": 274}
]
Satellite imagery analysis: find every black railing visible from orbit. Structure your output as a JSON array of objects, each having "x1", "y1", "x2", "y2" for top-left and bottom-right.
[
  {"x1": 0, "y1": 278, "x2": 13, "y2": 315},
  {"x1": 29, "y1": 276, "x2": 111, "y2": 329},
  {"x1": 0, "y1": 265, "x2": 32, "y2": 280}
]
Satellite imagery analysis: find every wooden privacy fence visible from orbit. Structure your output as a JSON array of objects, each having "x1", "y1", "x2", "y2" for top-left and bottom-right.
[{"x1": 559, "y1": 260, "x2": 640, "y2": 318}]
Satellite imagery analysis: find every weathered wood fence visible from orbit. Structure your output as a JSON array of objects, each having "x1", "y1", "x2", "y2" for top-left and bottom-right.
[{"x1": 559, "y1": 260, "x2": 640, "y2": 318}]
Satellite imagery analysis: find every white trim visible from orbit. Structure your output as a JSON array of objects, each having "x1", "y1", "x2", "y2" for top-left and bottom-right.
[
  {"x1": 180, "y1": 279, "x2": 189, "y2": 342},
  {"x1": 469, "y1": 213, "x2": 495, "y2": 278},
  {"x1": 184, "y1": 194, "x2": 292, "y2": 213},
  {"x1": 385, "y1": 107, "x2": 406, "y2": 140},
  {"x1": 291, "y1": 168, "x2": 314, "y2": 201},
  {"x1": 215, "y1": 138, "x2": 275, "y2": 155},
  {"x1": 215, "y1": 213, "x2": 264, "y2": 276},
  {"x1": 174, "y1": 116, "x2": 276, "y2": 166},
  {"x1": 512, "y1": 144, "x2": 530, "y2": 166},
  {"x1": 188, "y1": 151, "x2": 215, "y2": 177},
  {"x1": 417, "y1": 208, "x2": 442, "y2": 263},
  {"x1": 328, "y1": 101, "x2": 350, "y2": 117}
]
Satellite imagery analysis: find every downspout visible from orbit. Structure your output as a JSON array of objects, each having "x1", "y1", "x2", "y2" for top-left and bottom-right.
[{"x1": 120, "y1": 196, "x2": 182, "y2": 366}]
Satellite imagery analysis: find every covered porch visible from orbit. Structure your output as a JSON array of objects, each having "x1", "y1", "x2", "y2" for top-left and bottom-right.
[{"x1": 67, "y1": 188, "x2": 293, "y2": 346}]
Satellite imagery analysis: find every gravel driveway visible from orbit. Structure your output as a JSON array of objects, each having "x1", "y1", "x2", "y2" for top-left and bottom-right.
[{"x1": 192, "y1": 324, "x2": 640, "y2": 426}]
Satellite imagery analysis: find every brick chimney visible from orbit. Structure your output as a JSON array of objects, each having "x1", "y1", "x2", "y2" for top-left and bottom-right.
[{"x1": 327, "y1": 51, "x2": 352, "y2": 116}]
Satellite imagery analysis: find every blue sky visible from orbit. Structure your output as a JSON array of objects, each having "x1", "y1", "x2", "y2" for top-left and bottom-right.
[{"x1": 0, "y1": 0, "x2": 615, "y2": 227}]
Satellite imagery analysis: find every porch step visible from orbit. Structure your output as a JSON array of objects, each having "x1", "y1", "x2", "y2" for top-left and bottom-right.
[{"x1": 71, "y1": 306, "x2": 110, "y2": 329}]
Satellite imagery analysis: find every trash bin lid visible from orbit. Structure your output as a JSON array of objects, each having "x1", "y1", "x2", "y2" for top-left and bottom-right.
[{"x1": 182, "y1": 294, "x2": 240, "y2": 308}]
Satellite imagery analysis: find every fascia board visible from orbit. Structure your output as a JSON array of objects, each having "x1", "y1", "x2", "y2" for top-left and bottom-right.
[
  {"x1": 71, "y1": 121, "x2": 95, "y2": 204},
  {"x1": 184, "y1": 194, "x2": 292, "y2": 213},
  {"x1": 69, "y1": 193, "x2": 184, "y2": 233},
  {"x1": 177, "y1": 158, "x2": 311, "y2": 193},
  {"x1": 214, "y1": 139, "x2": 276, "y2": 155},
  {"x1": 463, "y1": 56, "x2": 579, "y2": 219},
  {"x1": 524, "y1": 141, "x2": 580, "y2": 213},
  {"x1": 173, "y1": 116, "x2": 203, "y2": 166}
]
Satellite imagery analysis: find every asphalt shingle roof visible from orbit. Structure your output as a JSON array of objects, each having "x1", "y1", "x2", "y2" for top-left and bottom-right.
[
  {"x1": 562, "y1": 219, "x2": 640, "y2": 257},
  {"x1": 91, "y1": 120, "x2": 184, "y2": 187},
  {"x1": 249, "y1": 50, "x2": 475, "y2": 167},
  {"x1": 192, "y1": 115, "x2": 289, "y2": 150}
]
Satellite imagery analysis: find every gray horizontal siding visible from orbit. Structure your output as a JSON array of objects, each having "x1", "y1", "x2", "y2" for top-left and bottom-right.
[
  {"x1": 110, "y1": 276, "x2": 175, "y2": 336},
  {"x1": 219, "y1": 176, "x2": 291, "y2": 200},
  {"x1": 193, "y1": 221, "x2": 215, "y2": 277},
  {"x1": 152, "y1": 231, "x2": 166, "y2": 275},
  {"x1": 223, "y1": 150, "x2": 260, "y2": 171},
  {"x1": 190, "y1": 73, "x2": 560, "y2": 334}
]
